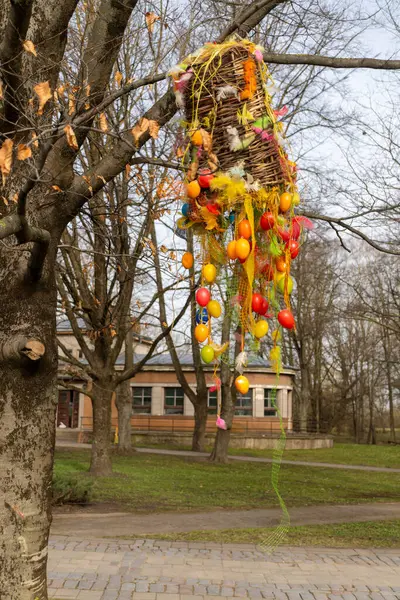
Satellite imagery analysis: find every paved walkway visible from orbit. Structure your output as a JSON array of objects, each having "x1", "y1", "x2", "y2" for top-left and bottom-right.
[
  {"x1": 48, "y1": 536, "x2": 400, "y2": 600},
  {"x1": 55, "y1": 443, "x2": 400, "y2": 474},
  {"x1": 52, "y1": 503, "x2": 400, "y2": 538}
]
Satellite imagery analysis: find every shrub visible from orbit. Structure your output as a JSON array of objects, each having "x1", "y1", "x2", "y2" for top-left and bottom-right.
[{"x1": 52, "y1": 473, "x2": 93, "y2": 505}]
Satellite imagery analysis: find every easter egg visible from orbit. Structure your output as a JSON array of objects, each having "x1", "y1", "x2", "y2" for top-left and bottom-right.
[
  {"x1": 254, "y1": 319, "x2": 269, "y2": 339},
  {"x1": 235, "y1": 375, "x2": 250, "y2": 395},
  {"x1": 259, "y1": 297, "x2": 269, "y2": 315},
  {"x1": 201, "y1": 345, "x2": 215, "y2": 363},
  {"x1": 227, "y1": 240, "x2": 237, "y2": 260},
  {"x1": 187, "y1": 180, "x2": 201, "y2": 199},
  {"x1": 260, "y1": 212, "x2": 275, "y2": 231},
  {"x1": 287, "y1": 240, "x2": 299, "y2": 259},
  {"x1": 276, "y1": 257, "x2": 288, "y2": 272},
  {"x1": 195, "y1": 324, "x2": 209, "y2": 343},
  {"x1": 280, "y1": 192, "x2": 292, "y2": 213},
  {"x1": 236, "y1": 238, "x2": 250, "y2": 260},
  {"x1": 278, "y1": 309, "x2": 295, "y2": 330},
  {"x1": 229, "y1": 213, "x2": 235, "y2": 224},
  {"x1": 196, "y1": 308, "x2": 208, "y2": 325},
  {"x1": 251, "y1": 293, "x2": 263, "y2": 314},
  {"x1": 202, "y1": 263, "x2": 217, "y2": 283},
  {"x1": 198, "y1": 169, "x2": 214, "y2": 188},
  {"x1": 191, "y1": 130, "x2": 203, "y2": 146},
  {"x1": 277, "y1": 275, "x2": 294, "y2": 295},
  {"x1": 293, "y1": 191, "x2": 300, "y2": 206},
  {"x1": 182, "y1": 202, "x2": 189, "y2": 216},
  {"x1": 238, "y1": 219, "x2": 251, "y2": 239},
  {"x1": 182, "y1": 252, "x2": 194, "y2": 269},
  {"x1": 196, "y1": 287, "x2": 211, "y2": 307},
  {"x1": 207, "y1": 300, "x2": 221, "y2": 318}
]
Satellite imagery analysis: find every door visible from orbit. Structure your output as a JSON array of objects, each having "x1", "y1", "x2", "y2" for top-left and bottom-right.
[{"x1": 57, "y1": 390, "x2": 80, "y2": 428}]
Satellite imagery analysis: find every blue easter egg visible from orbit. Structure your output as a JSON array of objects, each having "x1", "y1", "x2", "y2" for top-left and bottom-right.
[
  {"x1": 195, "y1": 308, "x2": 209, "y2": 325},
  {"x1": 229, "y1": 213, "x2": 235, "y2": 224},
  {"x1": 182, "y1": 203, "x2": 189, "y2": 217}
]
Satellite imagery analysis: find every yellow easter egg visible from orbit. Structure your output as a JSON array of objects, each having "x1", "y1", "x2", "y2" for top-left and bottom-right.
[
  {"x1": 202, "y1": 263, "x2": 217, "y2": 283},
  {"x1": 207, "y1": 300, "x2": 221, "y2": 318},
  {"x1": 187, "y1": 180, "x2": 201, "y2": 199},
  {"x1": 227, "y1": 240, "x2": 237, "y2": 260},
  {"x1": 236, "y1": 238, "x2": 250, "y2": 260},
  {"x1": 254, "y1": 319, "x2": 269, "y2": 339},
  {"x1": 191, "y1": 130, "x2": 203, "y2": 146}
]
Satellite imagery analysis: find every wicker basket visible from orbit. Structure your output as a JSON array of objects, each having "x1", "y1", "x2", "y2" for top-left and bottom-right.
[{"x1": 185, "y1": 46, "x2": 288, "y2": 188}]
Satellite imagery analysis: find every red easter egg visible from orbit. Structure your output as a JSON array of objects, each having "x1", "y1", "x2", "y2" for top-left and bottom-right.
[
  {"x1": 260, "y1": 212, "x2": 275, "y2": 231},
  {"x1": 278, "y1": 309, "x2": 295, "y2": 330},
  {"x1": 259, "y1": 297, "x2": 269, "y2": 316},
  {"x1": 287, "y1": 240, "x2": 300, "y2": 259},
  {"x1": 196, "y1": 287, "x2": 211, "y2": 307},
  {"x1": 251, "y1": 293, "x2": 263, "y2": 314},
  {"x1": 198, "y1": 169, "x2": 214, "y2": 188}
]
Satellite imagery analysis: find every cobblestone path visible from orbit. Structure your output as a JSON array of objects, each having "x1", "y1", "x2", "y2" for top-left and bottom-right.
[{"x1": 48, "y1": 537, "x2": 400, "y2": 600}]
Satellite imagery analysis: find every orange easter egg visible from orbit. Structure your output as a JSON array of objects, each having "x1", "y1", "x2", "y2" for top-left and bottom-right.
[
  {"x1": 238, "y1": 219, "x2": 251, "y2": 239},
  {"x1": 191, "y1": 130, "x2": 203, "y2": 146},
  {"x1": 227, "y1": 240, "x2": 237, "y2": 260},
  {"x1": 182, "y1": 252, "x2": 194, "y2": 269},
  {"x1": 195, "y1": 324, "x2": 209, "y2": 343},
  {"x1": 236, "y1": 238, "x2": 250, "y2": 261},
  {"x1": 276, "y1": 257, "x2": 288, "y2": 272},
  {"x1": 187, "y1": 180, "x2": 201, "y2": 199},
  {"x1": 280, "y1": 192, "x2": 292, "y2": 212},
  {"x1": 235, "y1": 375, "x2": 250, "y2": 395}
]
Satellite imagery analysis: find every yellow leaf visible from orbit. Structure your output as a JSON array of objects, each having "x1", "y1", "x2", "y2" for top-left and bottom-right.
[
  {"x1": 68, "y1": 93, "x2": 76, "y2": 115},
  {"x1": 34, "y1": 81, "x2": 52, "y2": 115},
  {"x1": 125, "y1": 164, "x2": 131, "y2": 179},
  {"x1": 99, "y1": 112, "x2": 108, "y2": 132},
  {"x1": 149, "y1": 119, "x2": 160, "y2": 139},
  {"x1": 17, "y1": 144, "x2": 32, "y2": 161},
  {"x1": 23, "y1": 40, "x2": 37, "y2": 56},
  {"x1": 52, "y1": 185, "x2": 62, "y2": 192},
  {"x1": 131, "y1": 117, "x2": 149, "y2": 144},
  {"x1": 114, "y1": 71, "x2": 123, "y2": 87},
  {"x1": 0, "y1": 139, "x2": 13, "y2": 184},
  {"x1": 145, "y1": 12, "x2": 160, "y2": 33},
  {"x1": 63, "y1": 124, "x2": 78, "y2": 150}
]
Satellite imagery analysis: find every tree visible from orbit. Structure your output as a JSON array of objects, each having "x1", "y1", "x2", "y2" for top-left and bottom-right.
[{"x1": 2, "y1": 0, "x2": 400, "y2": 595}]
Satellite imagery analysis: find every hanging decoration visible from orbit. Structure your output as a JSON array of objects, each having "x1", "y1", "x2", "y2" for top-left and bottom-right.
[{"x1": 170, "y1": 37, "x2": 313, "y2": 384}]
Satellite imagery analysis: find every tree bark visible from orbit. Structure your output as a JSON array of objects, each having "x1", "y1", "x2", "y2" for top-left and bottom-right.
[
  {"x1": 192, "y1": 399, "x2": 208, "y2": 452},
  {"x1": 0, "y1": 249, "x2": 58, "y2": 600},
  {"x1": 115, "y1": 380, "x2": 133, "y2": 452},
  {"x1": 90, "y1": 380, "x2": 113, "y2": 475}
]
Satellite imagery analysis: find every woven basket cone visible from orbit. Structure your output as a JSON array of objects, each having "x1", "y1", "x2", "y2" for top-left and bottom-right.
[{"x1": 185, "y1": 46, "x2": 288, "y2": 188}]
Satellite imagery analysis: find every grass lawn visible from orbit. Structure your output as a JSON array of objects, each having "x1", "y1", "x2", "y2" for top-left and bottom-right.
[
  {"x1": 135, "y1": 441, "x2": 400, "y2": 469},
  {"x1": 138, "y1": 520, "x2": 400, "y2": 548},
  {"x1": 54, "y1": 448, "x2": 400, "y2": 512}
]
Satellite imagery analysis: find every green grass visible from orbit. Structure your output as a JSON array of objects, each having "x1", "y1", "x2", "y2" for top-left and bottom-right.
[
  {"x1": 135, "y1": 441, "x2": 400, "y2": 469},
  {"x1": 138, "y1": 520, "x2": 400, "y2": 548},
  {"x1": 54, "y1": 448, "x2": 400, "y2": 513}
]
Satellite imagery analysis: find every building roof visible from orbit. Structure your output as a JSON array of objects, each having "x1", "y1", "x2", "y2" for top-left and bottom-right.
[{"x1": 57, "y1": 318, "x2": 153, "y2": 344}]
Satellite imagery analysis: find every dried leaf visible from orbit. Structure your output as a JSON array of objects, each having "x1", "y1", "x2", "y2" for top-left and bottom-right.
[
  {"x1": 125, "y1": 164, "x2": 131, "y2": 179},
  {"x1": 34, "y1": 81, "x2": 52, "y2": 115},
  {"x1": 131, "y1": 117, "x2": 149, "y2": 144},
  {"x1": 0, "y1": 82, "x2": 3, "y2": 100},
  {"x1": 1, "y1": 195, "x2": 8, "y2": 206},
  {"x1": 68, "y1": 93, "x2": 76, "y2": 115},
  {"x1": 57, "y1": 84, "x2": 66, "y2": 96},
  {"x1": 23, "y1": 40, "x2": 37, "y2": 56},
  {"x1": 17, "y1": 144, "x2": 32, "y2": 161},
  {"x1": 149, "y1": 119, "x2": 160, "y2": 139},
  {"x1": 11, "y1": 192, "x2": 18, "y2": 203},
  {"x1": 145, "y1": 12, "x2": 160, "y2": 33},
  {"x1": 99, "y1": 112, "x2": 108, "y2": 132},
  {"x1": 114, "y1": 71, "x2": 123, "y2": 87},
  {"x1": 200, "y1": 129, "x2": 212, "y2": 152},
  {"x1": 63, "y1": 124, "x2": 78, "y2": 150},
  {"x1": 31, "y1": 131, "x2": 39, "y2": 148},
  {"x1": 160, "y1": 245, "x2": 168, "y2": 253},
  {"x1": 95, "y1": 174, "x2": 107, "y2": 185},
  {"x1": 82, "y1": 175, "x2": 93, "y2": 193},
  {"x1": 0, "y1": 139, "x2": 14, "y2": 184},
  {"x1": 52, "y1": 185, "x2": 62, "y2": 192}
]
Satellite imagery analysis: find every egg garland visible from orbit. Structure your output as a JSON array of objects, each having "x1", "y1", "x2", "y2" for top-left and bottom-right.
[{"x1": 171, "y1": 38, "x2": 314, "y2": 412}]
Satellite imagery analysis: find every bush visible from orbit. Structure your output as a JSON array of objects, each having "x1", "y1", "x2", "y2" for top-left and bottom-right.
[{"x1": 52, "y1": 473, "x2": 93, "y2": 505}]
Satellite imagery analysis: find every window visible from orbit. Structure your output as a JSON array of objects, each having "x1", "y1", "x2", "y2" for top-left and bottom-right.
[
  {"x1": 132, "y1": 387, "x2": 152, "y2": 414},
  {"x1": 236, "y1": 389, "x2": 253, "y2": 416},
  {"x1": 208, "y1": 389, "x2": 218, "y2": 414},
  {"x1": 264, "y1": 388, "x2": 277, "y2": 416},
  {"x1": 164, "y1": 387, "x2": 184, "y2": 415}
]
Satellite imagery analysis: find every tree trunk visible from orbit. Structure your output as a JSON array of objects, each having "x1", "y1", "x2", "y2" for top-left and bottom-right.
[
  {"x1": 383, "y1": 331, "x2": 396, "y2": 443},
  {"x1": 192, "y1": 399, "x2": 208, "y2": 452},
  {"x1": 115, "y1": 380, "x2": 133, "y2": 452},
  {"x1": 209, "y1": 384, "x2": 235, "y2": 463},
  {"x1": 0, "y1": 253, "x2": 58, "y2": 599},
  {"x1": 90, "y1": 380, "x2": 113, "y2": 475}
]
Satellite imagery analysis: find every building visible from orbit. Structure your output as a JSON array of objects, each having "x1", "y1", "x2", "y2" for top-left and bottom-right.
[{"x1": 57, "y1": 320, "x2": 296, "y2": 440}]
